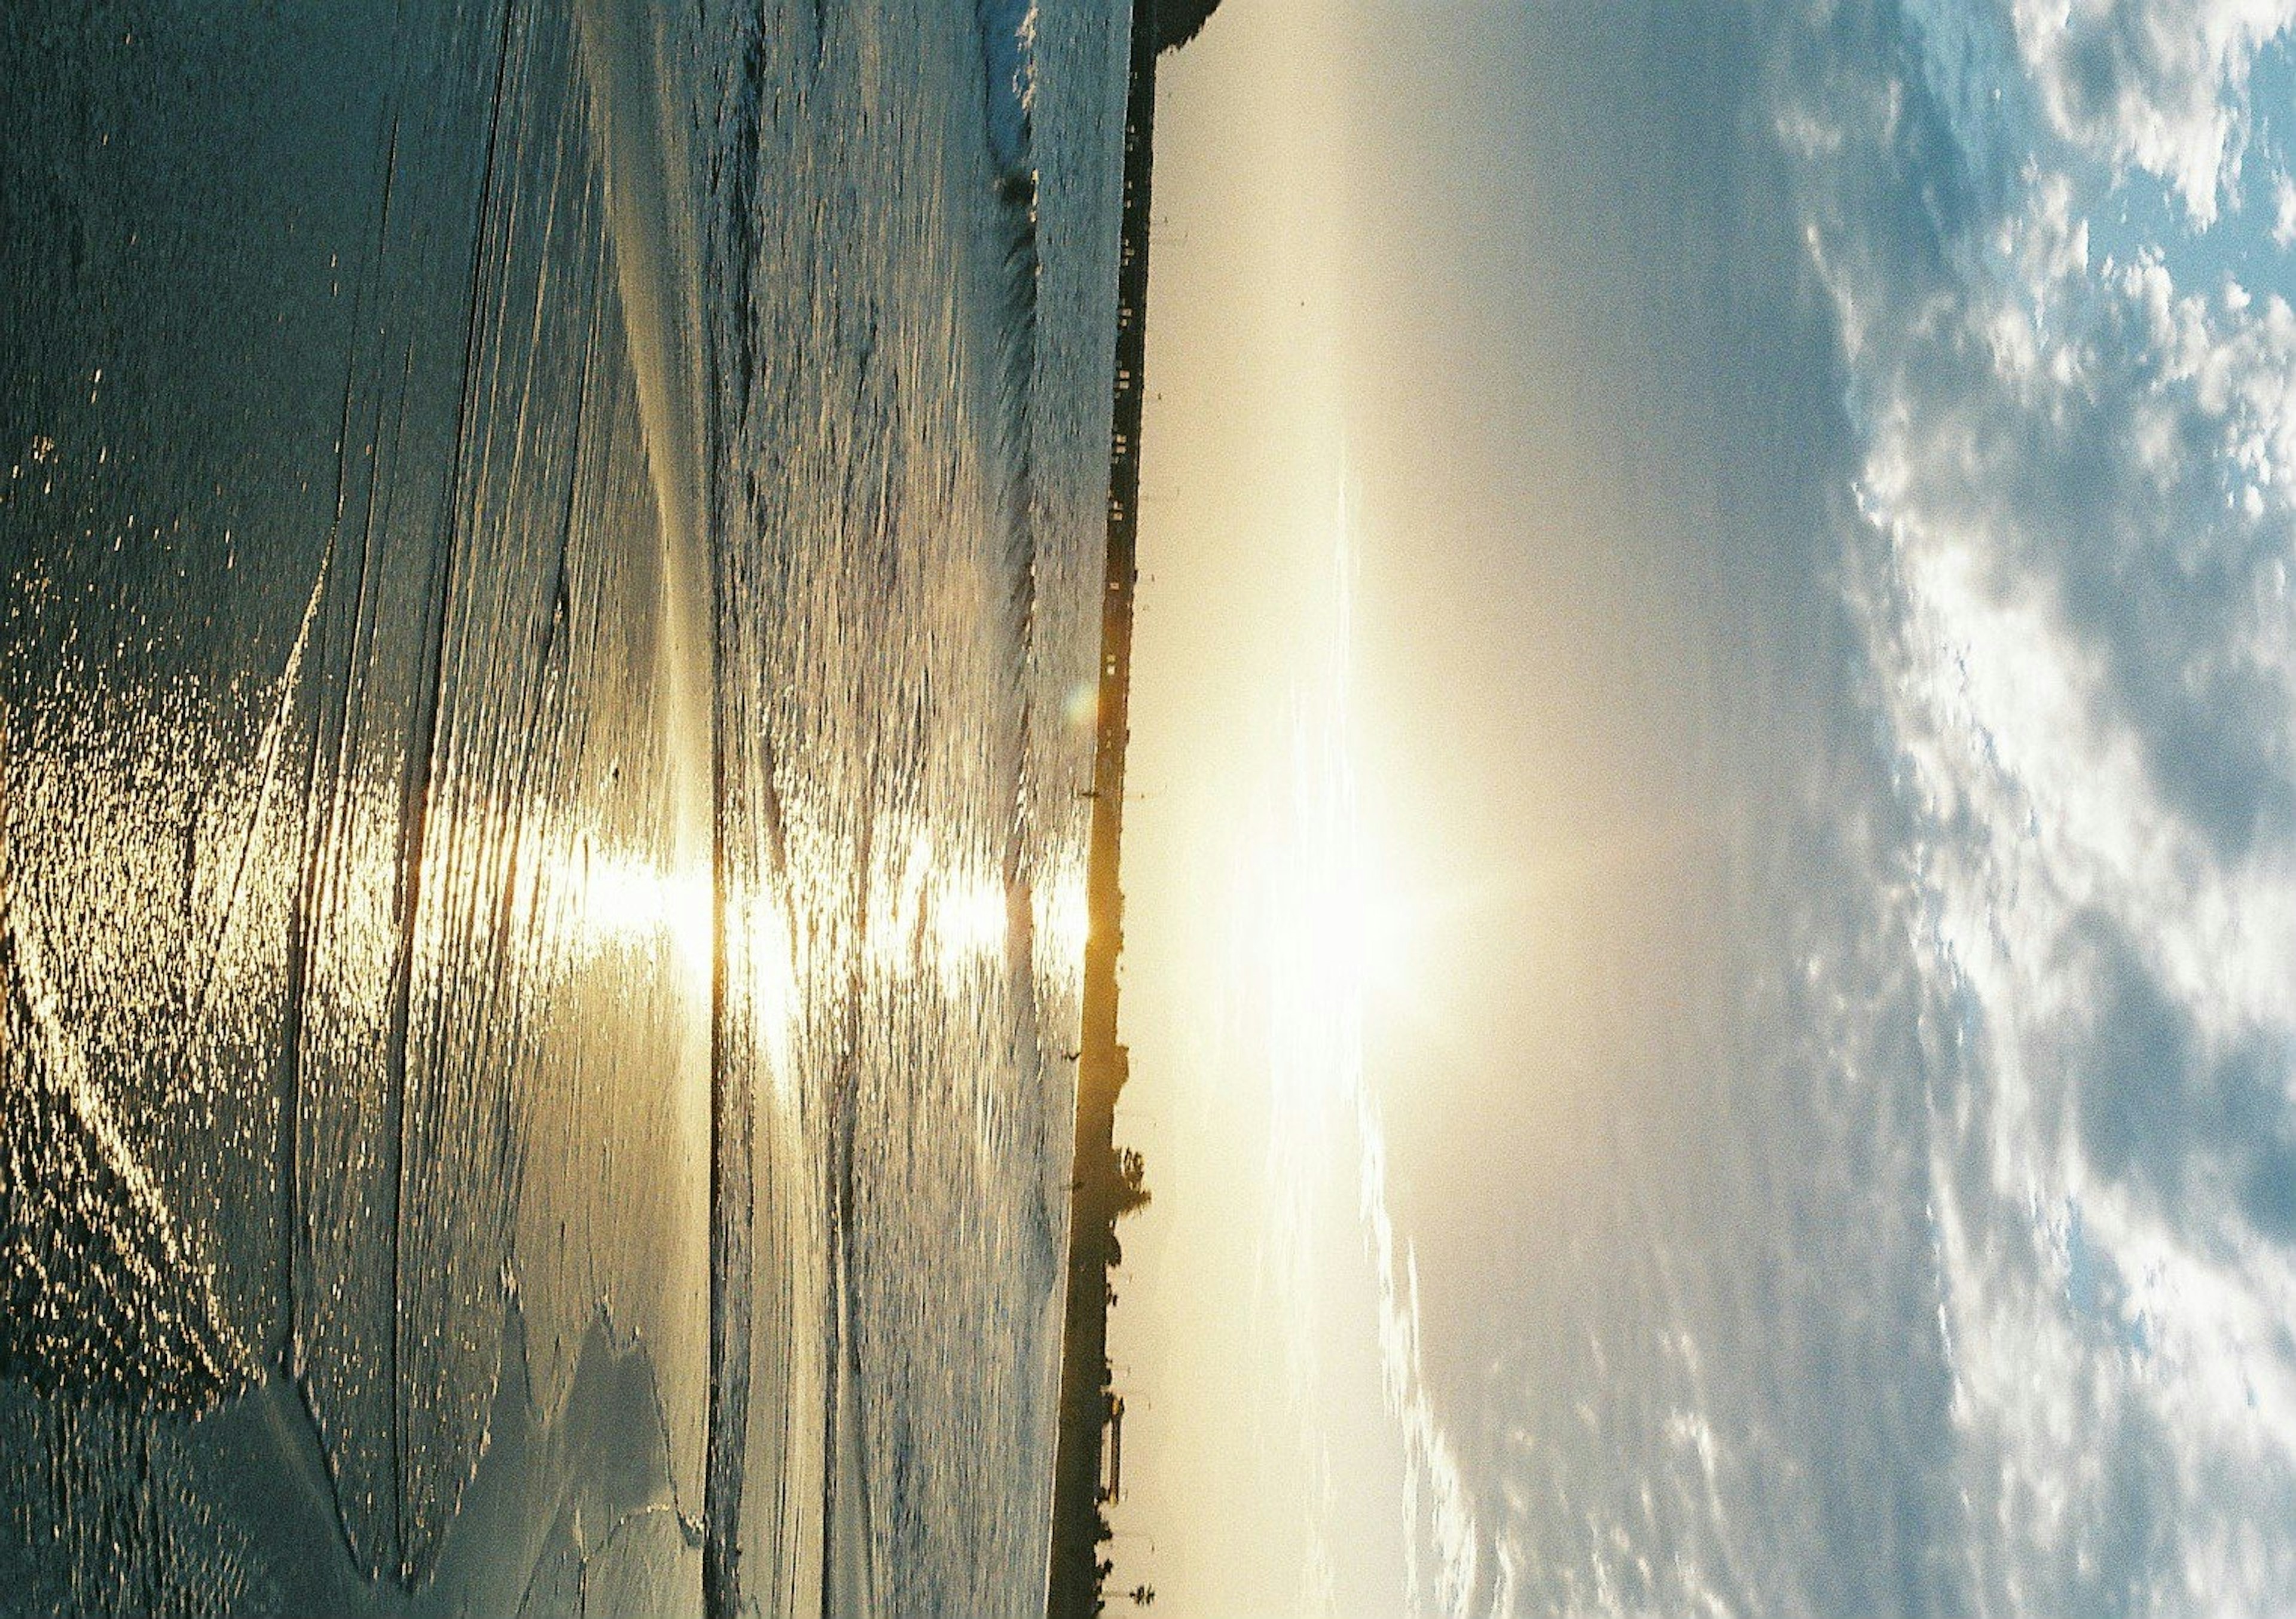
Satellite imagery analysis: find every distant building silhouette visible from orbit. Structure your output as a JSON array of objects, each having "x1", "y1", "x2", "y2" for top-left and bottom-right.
[{"x1": 1101, "y1": 1394, "x2": 1126, "y2": 1502}]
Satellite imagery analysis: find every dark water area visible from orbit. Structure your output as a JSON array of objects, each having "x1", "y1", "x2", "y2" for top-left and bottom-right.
[{"x1": 0, "y1": 2, "x2": 1130, "y2": 1613}]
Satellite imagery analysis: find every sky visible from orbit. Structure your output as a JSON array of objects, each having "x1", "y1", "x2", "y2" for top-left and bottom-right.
[{"x1": 1106, "y1": 1, "x2": 2296, "y2": 1615}]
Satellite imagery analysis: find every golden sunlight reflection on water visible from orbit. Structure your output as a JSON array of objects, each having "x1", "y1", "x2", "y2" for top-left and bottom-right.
[
  {"x1": 860, "y1": 829, "x2": 1091, "y2": 997},
  {"x1": 552, "y1": 833, "x2": 712, "y2": 973}
]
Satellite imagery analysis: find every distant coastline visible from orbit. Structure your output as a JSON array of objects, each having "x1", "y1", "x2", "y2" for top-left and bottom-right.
[{"x1": 1042, "y1": 1, "x2": 1179, "y2": 1614}]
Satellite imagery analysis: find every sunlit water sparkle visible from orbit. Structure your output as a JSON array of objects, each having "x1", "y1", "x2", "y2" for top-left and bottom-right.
[{"x1": 0, "y1": 1, "x2": 1128, "y2": 1614}]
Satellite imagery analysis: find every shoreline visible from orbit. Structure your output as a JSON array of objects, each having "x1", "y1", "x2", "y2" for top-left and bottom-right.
[{"x1": 1043, "y1": 3, "x2": 1162, "y2": 1615}]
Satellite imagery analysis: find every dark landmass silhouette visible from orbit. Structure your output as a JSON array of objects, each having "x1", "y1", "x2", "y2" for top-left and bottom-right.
[
  {"x1": 1045, "y1": 0, "x2": 1231, "y2": 1608},
  {"x1": 1153, "y1": 0, "x2": 1225, "y2": 53},
  {"x1": 1041, "y1": 1, "x2": 1199, "y2": 1613}
]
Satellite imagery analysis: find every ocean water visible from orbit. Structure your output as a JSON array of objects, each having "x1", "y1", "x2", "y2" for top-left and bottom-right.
[{"x1": 0, "y1": 2, "x2": 1128, "y2": 1614}]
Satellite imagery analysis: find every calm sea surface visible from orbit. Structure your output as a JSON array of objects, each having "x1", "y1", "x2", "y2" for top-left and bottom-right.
[{"x1": 0, "y1": 3, "x2": 1127, "y2": 1613}]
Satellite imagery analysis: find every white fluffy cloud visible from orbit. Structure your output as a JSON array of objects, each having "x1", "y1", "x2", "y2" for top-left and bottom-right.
[
  {"x1": 1791, "y1": 0, "x2": 2296, "y2": 1609},
  {"x1": 2013, "y1": 0, "x2": 2296, "y2": 224},
  {"x1": 1335, "y1": 4, "x2": 2296, "y2": 1612}
]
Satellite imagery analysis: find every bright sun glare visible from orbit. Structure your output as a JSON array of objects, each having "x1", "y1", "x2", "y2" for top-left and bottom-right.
[
  {"x1": 1231, "y1": 474, "x2": 1482, "y2": 1613},
  {"x1": 1248, "y1": 484, "x2": 1411, "y2": 1015},
  {"x1": 1243, "y1": 477, "x2": 1412, "y2": 1236}
]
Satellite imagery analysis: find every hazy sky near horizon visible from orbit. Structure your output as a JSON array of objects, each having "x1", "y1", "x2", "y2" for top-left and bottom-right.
[{"x1": 1109, "y1": 1, "x2": 2296, "y2": 1615}]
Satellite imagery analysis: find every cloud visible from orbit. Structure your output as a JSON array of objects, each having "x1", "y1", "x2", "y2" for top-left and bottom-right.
[
  {"x1": 1348, "y1": 3, "x2": 2296, "y2": 1612},
  {"x1": 2012, "y1": 0, "x2": 2296, "y2": 225},
  {"x1": 1868, "y1": 247, "x2": 2296, "y2": 857},
  {"x1": 1779, "y1": 0, "x2": 2296, "y2": 1609},
  {"x1": 1358, "y1": 1095, "x2": 1486, "y2": 1618},
  {"x1": 2051, "y1": 911, "x2": 2296, "y2": 1244}
]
